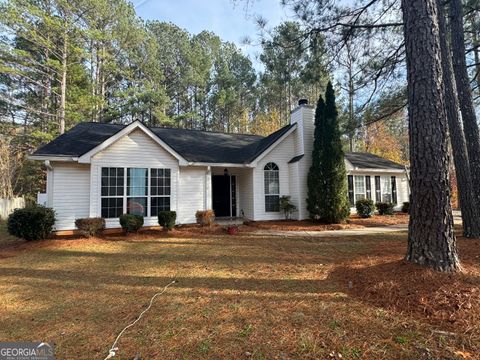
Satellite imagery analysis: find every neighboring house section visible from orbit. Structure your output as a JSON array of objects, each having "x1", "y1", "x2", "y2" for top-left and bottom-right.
[
  {"x1": 345, "y1": 152, "x2": 410, "y2": 209},
  {"x1": 31, "y1": 100, "x2": 410, "y2": 231}
]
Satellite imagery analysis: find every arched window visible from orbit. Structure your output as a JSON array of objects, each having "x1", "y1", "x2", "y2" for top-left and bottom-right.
[{"x1": 264, "y1": 162, "x2": 280, "y2": 212}]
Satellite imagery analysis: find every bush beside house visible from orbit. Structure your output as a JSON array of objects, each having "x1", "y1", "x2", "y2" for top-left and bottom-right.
[
  {"x1": 75, "y1": 218, "x2": 105, "y2": 237},
  {"x1": 158, "y1": 211, "x2": 176, "y2": 230},
  {"x1": 7, "y1": 204, "x2": 55, "y2": 240},
  {"x1": 279, "y1": 196, "x2": 296, "y2": 220},
  {"x1": 196, "y1": 210, "x2": 215, "y2": 227},
  {"x1": 376, "y1": 202, "x2": 395, "y2": 215},
  {"x1": 119, "y1": 214, "x2": 144, "y2": 233},
  {"x1": 355, "y1": 199, "x2": 375, "y2": 218}
]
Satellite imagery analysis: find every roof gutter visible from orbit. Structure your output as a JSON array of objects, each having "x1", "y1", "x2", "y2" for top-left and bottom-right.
[
  {"x1": 185, "y1": 162, "x2": 254, "y2": 168},
  {"x1": 28, "y1": 155, "x2": 78, "y2": 162},
  {"x1": 349, "y1": 167, "x2": 406, "y2": 173}
]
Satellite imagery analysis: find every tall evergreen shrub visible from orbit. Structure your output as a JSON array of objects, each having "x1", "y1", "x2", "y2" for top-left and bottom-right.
[{"x1": 307, "y1": 81, "x2": 350, "y2": 223}]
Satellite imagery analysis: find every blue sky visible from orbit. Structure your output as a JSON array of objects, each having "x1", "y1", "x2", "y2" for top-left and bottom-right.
[{"x1": 132, "y1": 0, "x2": 292, "y2": 69}]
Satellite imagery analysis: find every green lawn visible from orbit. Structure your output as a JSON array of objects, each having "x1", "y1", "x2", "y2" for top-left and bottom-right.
[{"x1": 0, "y1": 225, "x2": 478, "y2": 359}]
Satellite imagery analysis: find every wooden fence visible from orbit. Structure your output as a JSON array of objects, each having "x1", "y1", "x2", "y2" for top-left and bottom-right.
[{"x1": 0, "y1": 197, "x2": 25, "y2": 220}]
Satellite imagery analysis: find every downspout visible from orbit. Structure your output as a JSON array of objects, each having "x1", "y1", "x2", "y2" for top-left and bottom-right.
[{"x1": 45, "y1": 160, "x2": 53, "y2": 171}]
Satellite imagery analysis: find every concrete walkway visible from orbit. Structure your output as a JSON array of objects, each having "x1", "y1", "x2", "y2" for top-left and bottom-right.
[
  {"x1": 250, "y1": 224, "x2": 408, "y2": 238},
  {"x1": 249, "y1": 212, "x2": 462, "y2": 238}
]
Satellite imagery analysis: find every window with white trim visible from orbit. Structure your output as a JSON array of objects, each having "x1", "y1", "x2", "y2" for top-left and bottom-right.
[
  {"x1": 150, "y1": 169, "x2": 171, "y2": 216},
  {"x1": 100, "y1": 167, "x2": 171, "y2": 218},
  {"x1": 264, "y1": 162, "x2": 280, "y2": 212},
  {"x1": 354, "y1": 176, "x2": 366, "y2": 202},
  {"x1": 101, "y1": 167, "x2": 124, "y2": 218}
]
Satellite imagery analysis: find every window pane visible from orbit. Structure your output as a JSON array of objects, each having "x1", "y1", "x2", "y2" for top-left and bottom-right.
[
  {"x1": 355, "y1": 194, "x2": 366, "y2": 202},
  {"x1": 151, "y1": 168, "x2": 171, "y2": 196},
  {"x1": 354, "y1": 176, "x2": 365, "y2": 195},
  {"x1": 265, "y1": 195, "x2": 279, "y2": 212},
  {"x1": 381, "y1": 176, "x2": 392, "y2": 202},
  {"x1": 101, "y1": 167, "x2": 125, "y2": 199},
  {"x1": 151, "y1": 197, "x2": 170, "y2": 217},
  {"x1": 127, "y1": 197, "x2": 147, "y2": 216},
  {"x1": 101, "y1": 197, "x2": 123, "y2": 218},
  {"x1": 264, "y1": 170, "x2": 279, "y2": 195},
  {"x1": 127, "y1": 168, "x2": 147, "y2": 196}
]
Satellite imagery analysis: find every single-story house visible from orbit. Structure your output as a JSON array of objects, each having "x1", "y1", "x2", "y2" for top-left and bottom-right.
[{"x1": 30, "y1": 100, "x2": 410, "y2": 231}]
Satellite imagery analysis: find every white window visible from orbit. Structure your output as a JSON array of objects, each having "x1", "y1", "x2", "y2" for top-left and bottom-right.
[
  {"x1": 354, "y1": 176, "x2": 366, "y2": 202},
  {"x1": 101, "y1": 167, "x2": 171, "y2": 218},
  {"x1": 150, "y1": 169, "x2": 171, "y2": 216},
  {"x1": 381, "y1": 176, "x2": 392, "y2": 203},
  {"x1": 101, "y1": 167, "x2": 124, "y2": 218},
  {"x1": 264, "y1": 162, "x2": 280, "y2": 212}
]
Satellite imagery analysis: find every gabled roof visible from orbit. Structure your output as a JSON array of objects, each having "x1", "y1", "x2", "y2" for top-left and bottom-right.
[
  {"x1": 33, "y1": 121, "x2": 295, "y2": 164},
  {"x1": 345, "y1": 152, "x2": 405, "y2": 170}
]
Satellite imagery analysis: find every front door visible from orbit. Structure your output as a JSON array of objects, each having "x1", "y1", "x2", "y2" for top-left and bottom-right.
[{"x1": 212, "y1": 175, "x2": 235, "y2": 217}]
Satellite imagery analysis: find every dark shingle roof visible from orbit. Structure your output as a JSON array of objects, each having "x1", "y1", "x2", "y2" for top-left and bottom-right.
[
  {"x1": 345, "y1": 152, "x2": 405, "y2": 170},
  {"x1": 33, "y1": 122, "x2": 295, "y2": 164}
]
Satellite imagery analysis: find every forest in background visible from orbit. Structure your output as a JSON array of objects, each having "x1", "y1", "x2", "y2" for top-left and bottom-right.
[{"x1": 0, "y1": 0, "x2": 478, "y2": 200}]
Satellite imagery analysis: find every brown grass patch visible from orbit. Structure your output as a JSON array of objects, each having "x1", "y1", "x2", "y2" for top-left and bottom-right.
[
  {"x1": 332, "y1": 239, "x2": 480, "y2": 332},
  {"x1": 0, "y1": 224, "x2": 479, "y2": 359}
]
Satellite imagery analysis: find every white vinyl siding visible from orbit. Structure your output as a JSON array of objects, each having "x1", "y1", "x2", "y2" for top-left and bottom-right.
[
  {"x1": 348, "y1": 171, "x2": 409, "y2": 211},
  {"x1": 253, "y1": 134, "x2": 293, "y2": 220},
  {"x1": 237, "y1": 168, "x2": 254, "y2": 219},
  {"x1": 290, "y1": 106, "x2": 315, "y2": 220},
  {"x1": 178, "y1": 167, "x2": 207, "y2": 224},
  {"x1": 51, "y1": 162, "x2": 90, "y2": 230}
]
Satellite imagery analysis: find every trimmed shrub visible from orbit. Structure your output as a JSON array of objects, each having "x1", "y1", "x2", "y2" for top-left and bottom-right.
[
  {"x1": 195, "y1": 210, "x2": 215, "y2": 227},
  {"x1": 119, "y1": 214, "x2": 144, "y2": 233},
  {"x1": 75, "y1": 217, "x2": 105, "y2": 237},
  {"x1": 7, "y1": 204, "x2": 55, "y2": 241},
  {"x1": 158, "y1": 211, "x2": 176, "y2": 230},
  {"x1": 279, "y1": 196, "x2": 297, "y2": 220},
  {"x1": 376, "y1": 202, "x2": 395, "y2": 215},
  {"x1": 355, "y1": 199, "x2": 375, "y2": 218},
  {"x1": 401, "y1": 202, "x2": 410, "y2": 214}
]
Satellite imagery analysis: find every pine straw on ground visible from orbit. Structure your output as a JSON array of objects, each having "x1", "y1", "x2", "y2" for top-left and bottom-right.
[
  {"x1": 0, "y1": 227, "x2": 479, "y2": 359},
  {"x1": 347, "y1": 213, "x2": 410, "y2": 227},
  {"x1": 332, "y1": 238, "x2": 480, "y2": 332},
  {"x1": 245, "y1": 213, "x2": 409, "y2": 231}
]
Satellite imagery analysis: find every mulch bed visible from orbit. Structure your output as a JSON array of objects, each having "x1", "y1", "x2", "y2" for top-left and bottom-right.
[
  {"x1": 244, "y1": 213, "x2": 409, "y2": 231},
  {"x1": 348, "y1": 212, "x2": 409, "y2": 227},
  {"x1": 331, "y1": 237, "x2": 480, "y2": 332},
  {"x1": 244, "y1": 220, "x2": 360, "y2": 231}
]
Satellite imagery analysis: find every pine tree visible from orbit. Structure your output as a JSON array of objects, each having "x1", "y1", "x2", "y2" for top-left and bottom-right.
[{"x1": 308, "y1": 81, "x2": 350, "y2": 223}]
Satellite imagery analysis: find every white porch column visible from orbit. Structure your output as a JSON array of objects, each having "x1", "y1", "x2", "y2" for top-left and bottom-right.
[{"x1": 205, "y1": 166, "x2": 212, "y2": 210}]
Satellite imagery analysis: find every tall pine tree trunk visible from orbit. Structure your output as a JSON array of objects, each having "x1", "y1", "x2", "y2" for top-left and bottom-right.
[
  {"x1": 437, "y1": 0, "x2": 480, "y2": 237},
  {"x1": 402, "y1": 0, "x2": 460, "y2": 271},
  {"x1": 450, "y1": 0, "x2": 480, "y2": 207},
  {"x1": 59, "y1": 23, "x2": 67, "y2": 135},
  {"x1": 472, "y1": 20, "x2": 480, "y2": 98}
]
